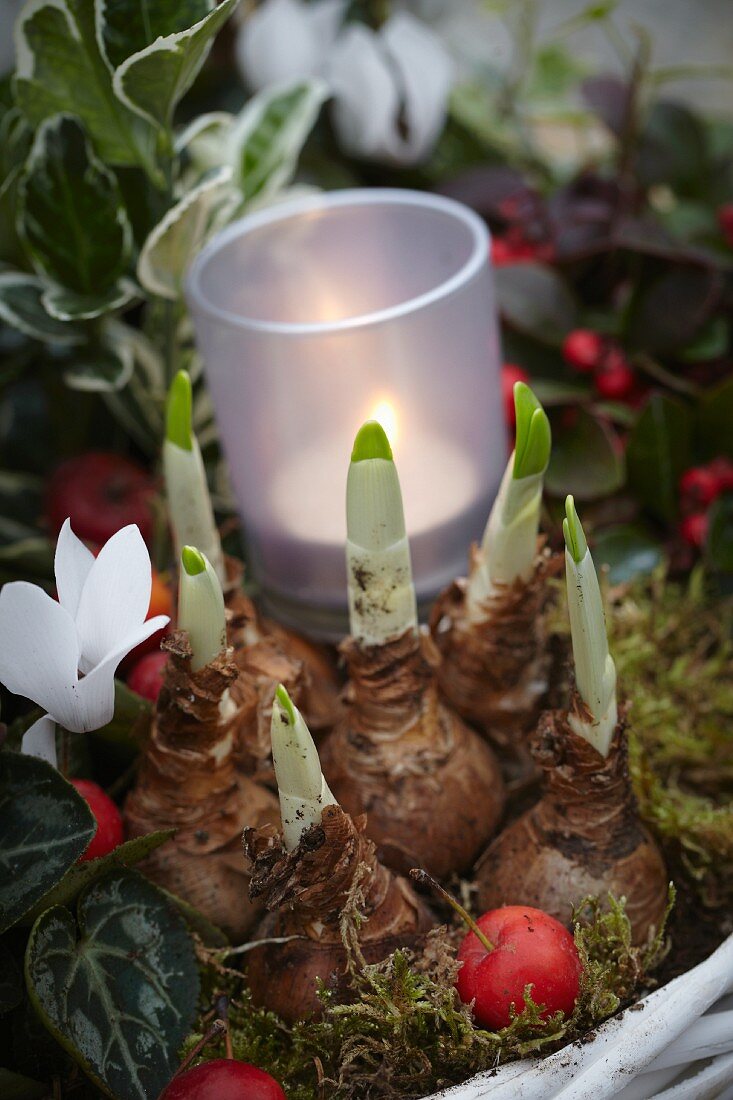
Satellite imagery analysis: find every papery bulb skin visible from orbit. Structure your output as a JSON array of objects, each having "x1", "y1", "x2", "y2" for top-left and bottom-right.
[
  {"x1": 124, "y1": 631, "x2": 278, "y2": 939},
  {"x1": 244, "y1": 805, "x2": 433, "y2": 1022},
  {"x1": 71, "y1": 779, "x2": 124, "y2": 862},
  {"x1": 320, "y1": 630, "x2": 505, "y2": 879},
  {"x1": 160, "y1": 1060, "x2": 286, "y2": 1100},
  {"x1": 46, "y1": 452, "x2": 155, "y2": 545},
  {"x1": 474, "y1": 703, "x2": 669, "y2": 946},
  {"x1": 455, "y1": 906, "x2": 582, "y2": 1029}
]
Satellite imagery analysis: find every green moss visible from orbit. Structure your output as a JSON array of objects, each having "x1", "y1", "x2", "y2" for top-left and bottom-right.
[{"x1": 187, "y1": 896, "x2": 671, "y2": 1099}]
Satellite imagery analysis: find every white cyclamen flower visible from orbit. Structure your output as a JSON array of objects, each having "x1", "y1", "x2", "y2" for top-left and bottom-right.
[
  {"x1": 235, "y1": 0, "x2": 346, "y2": 92},
  {"x1": 0, "y1": 521, "x2": 169, "y2": 768},
  {"x1": 325, "y1": 12, "x2": 453, "y2": 165}
]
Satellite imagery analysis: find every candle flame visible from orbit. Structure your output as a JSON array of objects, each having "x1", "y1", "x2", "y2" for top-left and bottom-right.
[{"x1": 369, "y1": 399, "x2": 399, "y2": 447}]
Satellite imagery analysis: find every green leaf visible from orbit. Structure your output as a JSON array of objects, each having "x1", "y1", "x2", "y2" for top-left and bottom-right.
[
  {"x1": 679, "y1": 316, "x2": 728, "y2": 362},
  {"x1": 137, "y1": 166, "x2": 234, "y2": 299},
  {"x1": 26, "y1": 868, "x2": 200, "y2": 1100},
  {"x1": 232, "y1": 78, "x2": 329, "y2": 205},
  {"x1": 0, "y1": 754, "x2": 95, "y2": 933},
  {"x1": 23, "y1": 831, "x2": 174, "y2": 923},
  {"x1": 63, "y1": 338, "x2": 135, "y2": 393},
  {"x1": 43, "y1": 279, "x2": 138, "y2": 323},
  {"x1": 626, "y1": 265, "x2": 721, "y2": 354},
  {"x1": 495, "y1": 263, "x2": 579, "y2": 345},
  {"x1": 706, "y1": 494, "x2": 733, "y2": 574},
  {"x1": 593, "y1": 524, "x2": 664, "y2": 584},
  {"x1": 0, "y1": 271, "x2": 83, "y2": 344},
  {"x1": 636, "y1": 100, "x2": 709, "y2": 193},
  {"x1": 114, "y1": 0, "x2": 240, "y2": 130},
  {"x1": 92, "y1": 678, "x2": 153, "y2": 751},
  {"x1": 13, "y1": 0, "x2": 157, "y2": 175},
  {"x1": 0, "y1": 940, "x2": 24, "y2": 1013},
  {"x1": 98, "y1": 0, "x2": 213, "y2": 71},
  {"x1": 158, "y1": 887, "x2": 229, "y2": 948},
  {"x1": 19, "y1": 115, "x2": 132, "y2": 298},
  {"x1": 0, "y1": 1069, "x2": 47, "y2": 1100},
  {"x1": 626, "y1": 393, "x2": 692, "y2": 522},
  {"x1": 696, "y1": 377, "x2": 733, "y2": 461},
  {"x1": 546, "y1": 408, "x2": 625, "y2": 500}
]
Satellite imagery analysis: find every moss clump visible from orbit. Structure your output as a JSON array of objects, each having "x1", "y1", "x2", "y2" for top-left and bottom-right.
[{"x1": 186, "y1": 893, "x2": 671, "y2": 1099}]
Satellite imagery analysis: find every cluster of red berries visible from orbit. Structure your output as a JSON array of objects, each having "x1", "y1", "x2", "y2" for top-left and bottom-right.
[
  {"x1": 678, "y1": 458, "x2": 733, "y2": 550},
  {"x1": 491, "y1": 194, "x2": 554, "y2": 266},
  {"x1": 561, "y1": 329, "x2": 638, "y2": 402}
]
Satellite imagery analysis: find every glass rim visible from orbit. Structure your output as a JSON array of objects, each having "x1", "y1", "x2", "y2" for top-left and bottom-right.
[{"x1": 184, "y1": 187, "x2": 491, "y2": 336}]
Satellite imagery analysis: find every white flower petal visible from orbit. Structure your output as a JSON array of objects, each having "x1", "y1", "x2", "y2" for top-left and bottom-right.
[
  {"x1": 21, "y1": 715, "x2": 58, "y2": 767},
  {"x1": 309, "y1": 0, "x2": 347, "y2": 46},
  {"x1": 55, "y1": 518, "x2": 95, "y2": 619},
  {"x1": 75, "y1": 615, "x2": 169, "y2": 731},
  {"x1": 75, "y1": 525, "x2": 153, "y2": 672},
  {"x1": 382, "y1": 12, "x2": 453, "y2": 162},
  {"x1": 0, "y1": 582, "x2": 80, "y2": 715},
  {"x1": 326, "y1": 25, "x2": 399, "y2": 159},
  {"x1": 236, "y1": 0, "x2": 327, "y2": 91}
]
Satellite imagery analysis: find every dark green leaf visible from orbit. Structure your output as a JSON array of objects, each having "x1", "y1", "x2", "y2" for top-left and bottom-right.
[
  {"x1": 626, "y1": 393, "x2": 692, "y2": 522},
  {"x1": 546, "y1": 408, "x2": 625, "y2": 500},
  {"x1": 0, "y1": 754, "x2": 95, "y2": 933},
  {"x1": 706, "y1": 494, "x2": 733, "y2": 574},
  {"x1": 114, "y1": 0, "x2": 239, "y2": 130},
  {"x1": 91, "y1": 679, "x2": 153, "y2": 751},
  {"x1": 626, "y1": 265, "x2": 721, "y2": 354},
  {"x1": 100, "y1": 0, "x2": 212, "y2": 71},
  {"x1": 0, "y1": 272, "x2": 83, "y2": 344},
  {"x1": 43, "y1": 279, "x2": 137, "y2": 323},
  {"x1": 678, "y1": 316, "x2": 728, "y2": 362},
  {"x1": 19, "y1": 115, "x2": 132, "y2": 297},
  {"x1": 495, "y1": 263, "x2": 579, "y2": 344},
  {"x1": 63, "y1": 339, "x2": 135, "y2": 393},
  {"x1": 26, "y1": 869, "x2": 200, "y2": 1100},
  {"x1": 13, "y1": 0, "x2": 157, "y2": 174},
  {"x1": 23, "y1": 832, "x2": 174, "y2": 924},
  {"x1": 0, "y1": 1069, "x2": 47, "y2": 1100},
  {"x1": 696, "y1": 378, "x2": 733, "y2": 460},
  {"x1": 159, "y1": 887, "x2": 229, "y2": 948},
  {"x1": 593, "y1": 524, "x2": 664, "y2": 584},
  {"x1": 0, "y1": 941, "x2": 23, "y2": 1013},
  {"x1": 636, "y1": 100, "x2": 709, "y2": 193},
  {"x1": 11, "y1": 994, "x2": 74, "y2": 1081}
]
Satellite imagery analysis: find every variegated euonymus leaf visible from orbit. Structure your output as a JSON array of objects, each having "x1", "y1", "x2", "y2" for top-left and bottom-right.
[
  {"x1": 0, "y1": 272, "x2": 83, "y2": 344},
  {"x1": 26, "y1": 868, "x2": 200, "y2": 1100},
  {"x1": 62, "y1": 337, "x2": 135, "y2": 393},
  {"x1": 13, "y1": 0, "x2": 158, "y2": 177},
  {"x1": 0, "y1": 754, "x2": 95, "y2": 933},
  {"x1": 113, "y1": 0, "x2": 239, "y2": 131},
  {"x1": 19, "y1": 116, "x2": 133, "y2": 319},
  {"x1": 137, "y1": 165, "x2": 234, "y2": 299},
  {"x1": 99, "y1": 0, "x2": 213, "y2": 71},
  {"x1": 232, "y1": 78, "x2": 329, "y2": 205}
]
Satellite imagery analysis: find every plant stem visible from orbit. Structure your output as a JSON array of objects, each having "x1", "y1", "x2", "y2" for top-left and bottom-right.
[
  {"x1": 170, "y1": 1019, "x2": 226, "y2": 1080},
  {"x1": 409, "y1": 869, "x2": 494, "y2": 953}
]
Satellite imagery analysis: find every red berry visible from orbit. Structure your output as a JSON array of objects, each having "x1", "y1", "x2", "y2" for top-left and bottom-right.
[
  {"x1": 562, "y1": 329, "x2": 604, "y2": 373},
  {"x1": 718, "y1": 203, "x2": 733, "y2": 248},
  {"x1": 70, "y1": 779, "x2": 124, "y2": 862},
  {"x1": 680, "y1": 466, "x2": 723, "y2": 508},
  {"x1": 160, "y1": 1060, "x2": 286, "y2": 1100},
  {"x1": 594, "y1": 355, "x2": 635, "y2": 401},
  {"x1": 680, "y1": 512, "x2": 709, "y2": 549},
  {"x1": 127, "y1": 650, "x2": 168, "y2": 702},
  {"x1": 455, "y1": 906, "x2": 582, "y2": 1030},
  {"x1": 708, "y1": 457, "x2": 733, "y2": 493},
  {"x1": 46, "y1": 452, "x2": 156, "y2": 545},
  {"x1": 491, "y1": 236, "x2": 537, "y2": 266},
  {"x1": 502, "y1": 364, "x2": 530, "y2": 426}
]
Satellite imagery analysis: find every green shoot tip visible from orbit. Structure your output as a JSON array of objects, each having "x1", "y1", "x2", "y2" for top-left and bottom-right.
[
  {"x1": 275, "y1": 684, "x2": 296, "y2": 724},
  {"x1": 181, "y1": 545, "x2": 206, "y2": 576},
  {"x1": 166, "y1": 370, "x2": 193, "y2": 451},
  {"x1": 513, "y1": 382, "x2": 551, "y2": 479},
  {"x1": 351, "y1": 420, "x2": 393, "y2": 463},
  {"x1": 563, "y1": 495, "x2": 588, "y2": 563}
]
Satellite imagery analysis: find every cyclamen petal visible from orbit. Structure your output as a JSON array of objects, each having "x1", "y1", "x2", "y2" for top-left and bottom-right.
[
  {"x1": 236, "y1": 0, "x2": 345, "y2": 91},
  {"x1": 0, "y1": 583, "x2": 80, "y2": 715},
  {"x1": 55, "y1": 519, "x2": 95, "y2": 620},
  {"x1": 74, "y1": 524, "x2": 153, "y2": 673},
  {"x1": 326, "y1": 26, "x2": 399, "y2": 159},
  {"x1": 22, "y1": 715, "x2": 58, "y2": 767},
  {"x1": 76, "y1": 615, "x2": 169, "y2": 731},
  {"x1": 382, "y1": 13, "x2": 453, "y2": 161}
]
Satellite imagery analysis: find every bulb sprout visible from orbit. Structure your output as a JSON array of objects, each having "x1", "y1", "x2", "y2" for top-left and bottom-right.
[
  {"x1": 271, "y1": 684, "x2": 337, "y2": 850},
  {"x1": 165, "y1": 370, "x2": 193, "y2": 452},
  {"x1": 177, "y1": 547, "x2": 227, "y2": 671}
]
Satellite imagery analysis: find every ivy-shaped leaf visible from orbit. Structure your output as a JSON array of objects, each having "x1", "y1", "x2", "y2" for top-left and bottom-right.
[
  {"x1": 26, "y1": 868, "x2": 200, "y2": 1100},
  {"x1": 98, "y1": 0, "x2": 213, "y2": 71},
  {"x1": 0, "y1": 271, "x2": 83, "y2": 344},
  {"x1": 19, "y1": 116, "x2": 132, "y2": 306},
  {"x1": 138, "y1": 166, "x2": 234, "y2": 299},
  {"x1": 0, "y1": 754, "x2": 95, "y2": 933},
  {"x1": 232, "y1": 78, "x2": 329, "y2": 205},
  {"x1": 113, "y1": 0, "x2": 239, "y2": 131},
  {"x1": 13, "y1": 0, "x2": 157, "y2": 176}
]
